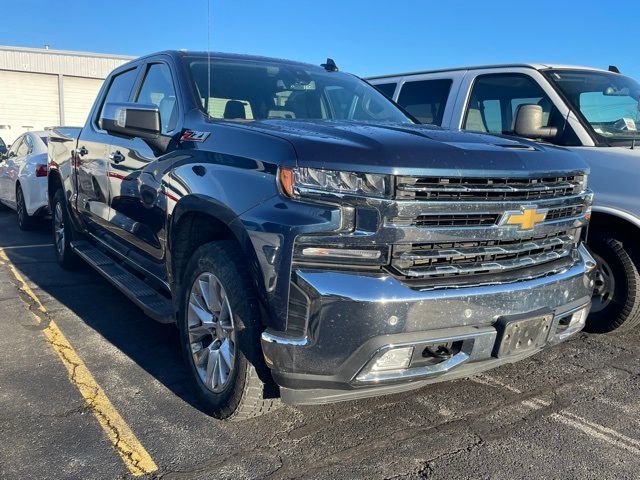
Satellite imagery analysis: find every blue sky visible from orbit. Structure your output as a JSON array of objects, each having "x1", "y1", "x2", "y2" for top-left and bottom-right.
[{"x1": 1, "y1": 0, "x2": 638, "y2": 80}]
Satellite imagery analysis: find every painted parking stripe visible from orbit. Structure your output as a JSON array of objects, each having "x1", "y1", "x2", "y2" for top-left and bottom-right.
[
  {"x1": 0, "y1": 243, "x2": 53, "y2": 250},
  {"x1": 0, "y1": 250, "x2": 158, "y2": 476},
  {"x1": 471, "y1": 374, "x2": 640, "y2": 457}
]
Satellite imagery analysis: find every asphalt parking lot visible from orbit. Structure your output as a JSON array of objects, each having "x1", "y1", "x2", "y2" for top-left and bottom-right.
[{"x1": 0, "y1": 209, "x2": 639, "y2": 480}]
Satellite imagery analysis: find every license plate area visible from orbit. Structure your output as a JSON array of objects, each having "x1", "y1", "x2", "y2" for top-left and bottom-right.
[{"x1": 493, "y1": 312, "x2": 553, "y2": 358}]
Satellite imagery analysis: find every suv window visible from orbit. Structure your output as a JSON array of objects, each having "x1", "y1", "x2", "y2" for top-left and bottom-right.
[
  {"x1": 23, "y1": 134, "x2": 34, "y2": 154},
  {"x1": 397, "y1": 79, "x2": 453, "y2": 125},
  {"x1": 464, "y1": 74, "x2": 556, "y2": 135},
  {"x1": 17, "y1": 136, "x2": 30, "y2": 156},
  {"x1": 136, "y1": 63, "x2": 178, "y2": 134},
  {"x1": 8, "y1": 137, "x2": 23, "y2": 157},
  {"x1": 373, "y1": 82, "x2": 397, "y2": 99},
  {"x1": 98, "y1": 68, "x2": 138, "y2": 121}
]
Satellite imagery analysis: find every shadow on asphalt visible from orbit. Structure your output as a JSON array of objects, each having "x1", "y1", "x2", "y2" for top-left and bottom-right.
[{"x1": 0, "y1": 210, "x2": 203, "y2": 412}]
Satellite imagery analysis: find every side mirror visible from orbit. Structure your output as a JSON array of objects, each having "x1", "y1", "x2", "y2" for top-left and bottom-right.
[
  {"x1": 514, "y1": 104, "x2": 558, "y2": 140},
  {"x1": 100, "y1": 102, "x2": 161, "y2": 140}
]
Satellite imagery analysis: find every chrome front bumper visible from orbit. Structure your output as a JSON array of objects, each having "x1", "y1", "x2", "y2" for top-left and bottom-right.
[{"x1": 262, "y1": 245, "x2": 596, "y2": 405}]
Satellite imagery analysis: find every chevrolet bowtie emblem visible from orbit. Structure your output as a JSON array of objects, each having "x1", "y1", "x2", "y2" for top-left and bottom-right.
[{"x1": 502, "y1": 206, "x2": 548, "y2": 230}]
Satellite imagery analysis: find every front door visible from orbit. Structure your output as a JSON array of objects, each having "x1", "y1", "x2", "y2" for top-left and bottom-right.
[
  {"x1": 107, "y1": 61, "x2": 180, "y2": 272},
  {"x1": 76, "y1": 67, "x2": 139, "y2": 231}
]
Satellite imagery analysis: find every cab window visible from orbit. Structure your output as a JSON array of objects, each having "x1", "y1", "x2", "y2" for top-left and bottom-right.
[
  {"x1": 97, "y1": 68, "x2": 138, "y2": 123},
  {"x1": 464, "y1": 74, "x2": 555, "y2": 135},
  {"x1": 396, "y1": 79, "x2": 452, "y2": 125},
  {"x1": 136, "y1": 63, "x2": 178, "y2": 134}
]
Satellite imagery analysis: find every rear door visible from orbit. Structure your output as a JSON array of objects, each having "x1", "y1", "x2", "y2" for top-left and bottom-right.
[
  {"x1": 0, "y1": 136, "x2": 24, "y2": 205},
  {"x1": 380, "y1": 72, "x2": 464, "y2": 127},
  {"x1": 76, "y1": 66, "x2": 139, "y2": 231},
  {"x1": 107, "y1": 60, "x2": 180, "y2": 268}
]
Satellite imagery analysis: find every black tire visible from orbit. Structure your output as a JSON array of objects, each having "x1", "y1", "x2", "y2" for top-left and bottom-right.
[
  {"x1": 16, "y1": 184, "x2": 36, "y2": 231},
  {"x1": 178, "y1": 240, "x2": 279, "y2": 421},
  {"x1": 586, "y1": 231, "x2": 640, "y2": 333},
  {"x1": 51, "y1": 189, "x2": 80, "y2": 270}
]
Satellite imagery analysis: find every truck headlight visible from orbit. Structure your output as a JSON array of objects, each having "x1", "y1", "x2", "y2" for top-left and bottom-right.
[{"x1": 279, "y1": 167, "x2": 391, "y2": 198}]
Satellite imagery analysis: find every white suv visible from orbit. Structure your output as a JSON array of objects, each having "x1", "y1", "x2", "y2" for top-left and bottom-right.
[{"x1": 369, "y1": 64, "x2": 640, "y2": 333}]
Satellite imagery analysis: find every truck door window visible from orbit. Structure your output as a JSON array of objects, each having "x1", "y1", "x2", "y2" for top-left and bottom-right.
[
  {"x1": 373, "y1": 82, "x2": 397, "y2": 99},
  {"x1": 97, "y1": 68, "x2": 138, "y2": 125},
  {"x1": 397, "y1": 79, "x2": 452, "y2": 125},
  {"x1": 136, "y1": 63, "x2": 178, "y2": 134},
  {"x1": 464, "y1": 74, "x2": 555, "y2": 135}
]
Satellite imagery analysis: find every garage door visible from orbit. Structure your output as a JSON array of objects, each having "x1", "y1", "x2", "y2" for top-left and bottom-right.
[
  {"x1": 63, "y1": 76, "x2": 104, "y2": 127},
  {"x1": 0, "y1": 70, "x2": 60, "y2": 144}
]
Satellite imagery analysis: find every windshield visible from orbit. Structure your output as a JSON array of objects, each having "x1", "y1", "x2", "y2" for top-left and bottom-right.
[
  {"x1": 546, "y1": 69, "x2": 640, "y2": 144},
  {"x1": 186, "y1": 57, "x2": 412, "y2": 124}
]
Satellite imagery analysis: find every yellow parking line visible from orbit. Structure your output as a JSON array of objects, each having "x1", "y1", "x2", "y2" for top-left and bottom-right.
[
  {"x1": 0, "y1": 250, "x2": 46, "y2": 313},
  {"x1": 0, "y1": 250, "x2": 158, "y2": 476},
  {"x1": 0, "y1": 243, "x2": 54, "y2": 250}
]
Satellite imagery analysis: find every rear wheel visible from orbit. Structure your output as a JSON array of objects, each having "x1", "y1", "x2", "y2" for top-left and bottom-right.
[
  {"x1": 586, "y1": 232, "x2": 640, "y2": 333},
  {"x1": 51, "y1": 189, "x2": 80, "y2": 270},
  {"x1": 178, "y1": 240, "x2": 279, "y2": 421},
  {"x1": 16, "y1": 184, "x2": 35, "y2": 231}
]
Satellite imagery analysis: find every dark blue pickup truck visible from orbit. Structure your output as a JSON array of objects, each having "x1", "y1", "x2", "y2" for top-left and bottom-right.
[{"x1": 48, "y1": 51, "x2": 596, "y2": 420}]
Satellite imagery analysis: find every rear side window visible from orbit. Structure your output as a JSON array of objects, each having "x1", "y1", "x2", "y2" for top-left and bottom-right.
[
  {"x1": 373, "y1": 82, "x2": 397, "y2": 99},
  {"x1": 397, "y1": 79, "x2": 453, "y2": 125},
  {"x1": 17, "y1": 137, "x2": 30, "y2": 156},
  {"x1": 98, "y1": 68, "x2": 138, "y2": 121},
  {"x1": 136, "y1": 63, "x2": 178, "y2": 134}
]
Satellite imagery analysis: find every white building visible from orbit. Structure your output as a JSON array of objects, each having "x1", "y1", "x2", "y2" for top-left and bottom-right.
[{"x1": 0, "y1": 45, "x2": 134, "y2": 145}]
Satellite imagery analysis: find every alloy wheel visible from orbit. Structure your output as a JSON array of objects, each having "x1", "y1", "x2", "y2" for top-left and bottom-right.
[
  {"x1": 16, "y1": 188, "x2": 25, "y2": 224},
  {"x1": 187, "y1": 272, "x2": 236, "y2": 393},
  {"x1": 54, "y1": 202, "x2": 65, "y2": 256},
  {"x1": 591, "y1": 253, "x2": 615, "y2": 313}
]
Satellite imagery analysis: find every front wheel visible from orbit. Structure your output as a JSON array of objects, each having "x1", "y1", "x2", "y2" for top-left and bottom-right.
[
  {"x1": 178, "y1": 240, "x2": 279, "y2": 421},
  {"x1": 586, "y1": 232, "x2": 640, "y2": 333}
]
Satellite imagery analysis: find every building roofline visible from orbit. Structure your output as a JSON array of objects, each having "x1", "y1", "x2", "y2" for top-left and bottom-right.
[{"x1": 0, "y1": 45, "x2": 135, "y2": 61}]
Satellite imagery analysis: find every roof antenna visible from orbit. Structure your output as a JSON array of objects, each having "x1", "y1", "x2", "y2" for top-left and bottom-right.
[
  {"x1": 207, "y1": 0, "x2": 212, "y2": 114},
  {"x1": 608, "y1": 65, "x2": 621, "y2": 74},
  {"x1": 321, "y1": 58, "x2": 339, "y2": 72}
]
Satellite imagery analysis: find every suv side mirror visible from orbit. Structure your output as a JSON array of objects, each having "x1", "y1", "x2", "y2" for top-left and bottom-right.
[
  {"x1": 100, "y1": 102, "x2": 161, "y2": 140},
  {"x1": 514, "y1": 104, "x2": 558, "y2": 140}
]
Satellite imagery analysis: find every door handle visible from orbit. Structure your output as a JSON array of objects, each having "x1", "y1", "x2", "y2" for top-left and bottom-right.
[
  {"x1": 76, "y1": 146, "x2": 88, "y2": 157},
  {"x1": 109, "y1": 151, "x2": 125, "y2": 164}
]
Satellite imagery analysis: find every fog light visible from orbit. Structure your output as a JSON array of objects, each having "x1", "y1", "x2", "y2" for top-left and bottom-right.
[
  {"x1": 554, "y1": 306, "x2": 590, "y2": 343},
  {"x1": 370, "y1": 347, "x2": 414, "y2": 372},
  {"x1": 570, "y1": 307, "x2": 589, "y2": 329}
]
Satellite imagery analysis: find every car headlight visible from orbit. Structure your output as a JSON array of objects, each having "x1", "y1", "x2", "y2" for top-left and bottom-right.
[{"x1": 279, "y1": 167, "x2": 391, "y2": 198}]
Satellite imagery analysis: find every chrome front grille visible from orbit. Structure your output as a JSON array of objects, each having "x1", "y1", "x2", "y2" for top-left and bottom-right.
[
  {"x1": 389, "y1": 202, "x2": 587, "y2": 228},
  {"x1": 391, "y1": 230, "x2": 578, "y2": 279},
  {"x1": 396, "y1": 175, "x2": 585, "y2": 201}
]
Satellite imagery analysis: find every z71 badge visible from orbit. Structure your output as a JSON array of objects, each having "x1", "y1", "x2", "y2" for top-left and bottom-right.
[{"x1": 180, "y1": 130, "x2": 210, "y2": 142}]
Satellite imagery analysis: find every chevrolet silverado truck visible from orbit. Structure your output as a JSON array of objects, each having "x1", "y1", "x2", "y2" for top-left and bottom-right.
[
  {"x1": 48, "y1": 51, "x2": 596, "y2": 420},
  {"x1": 369, "y1": 64, "x2": 640, "y2": 333}
]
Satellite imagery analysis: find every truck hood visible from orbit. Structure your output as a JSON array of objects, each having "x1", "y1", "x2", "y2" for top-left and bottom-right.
[{"x1": 234, "y1": 120, "x2": 588, "y2": 177}]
